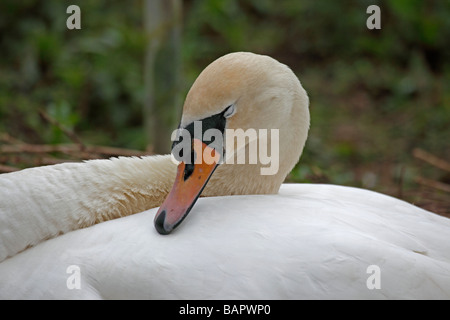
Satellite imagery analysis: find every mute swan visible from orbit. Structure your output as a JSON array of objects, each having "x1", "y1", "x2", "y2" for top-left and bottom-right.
[{"x1": 0, "y1": 52, "x2": 449, "y2": 299}]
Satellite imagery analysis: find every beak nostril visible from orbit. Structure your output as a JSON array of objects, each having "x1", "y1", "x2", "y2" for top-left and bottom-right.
[
  {"x1": 183, "y1": 147, "x2": 197, "y2": 181},
  {"x1": 183, "y1": 163, "x2": 195, "y2": 181}
]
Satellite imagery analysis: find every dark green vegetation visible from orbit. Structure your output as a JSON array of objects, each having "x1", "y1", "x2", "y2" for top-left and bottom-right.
[{"x1": 0, "y1": 0, "x2": 448, "y2": 214}]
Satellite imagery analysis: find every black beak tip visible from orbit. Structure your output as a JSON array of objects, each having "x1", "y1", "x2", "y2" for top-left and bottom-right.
[{"x1": 154, "y1": 210, "x2": 172, "y2": 235}]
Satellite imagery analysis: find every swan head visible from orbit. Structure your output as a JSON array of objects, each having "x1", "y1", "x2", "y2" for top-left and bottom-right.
[{"x1": 154, "y1": 52, "x2": 310, "y2": 234}]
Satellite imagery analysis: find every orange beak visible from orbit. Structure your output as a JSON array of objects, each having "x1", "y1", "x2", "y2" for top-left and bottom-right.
[{"x1": 154, "y1": 139, "x2": 221, "y2": 234}]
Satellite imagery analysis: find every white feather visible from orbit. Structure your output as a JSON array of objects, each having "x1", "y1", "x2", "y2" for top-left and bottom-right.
[{"x1": 1, "y1": 184, "x2": 449, "y2": 299}]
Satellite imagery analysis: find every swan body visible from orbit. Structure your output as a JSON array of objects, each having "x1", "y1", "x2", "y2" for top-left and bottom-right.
[
  {"x1": 1, "y1": 52, "x2": 449, "y2": 299},
  {"x1": 1, "y1": 184, "x2": 449, "y2": 299},
  {"x1": 0, "y1": 155, "x2": 176, "y2": 261}
]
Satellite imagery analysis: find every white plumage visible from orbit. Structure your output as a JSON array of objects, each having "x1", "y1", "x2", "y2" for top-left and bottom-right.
[
  {"x1": 0, "y1": 155, "x2": 176, "y2": 261},
  {"x1": 0, "y1": 52, "x2": 449, "y2": 299},
  {"x1": 1, "y1": 184, "x2": 449, "y2": 299}
]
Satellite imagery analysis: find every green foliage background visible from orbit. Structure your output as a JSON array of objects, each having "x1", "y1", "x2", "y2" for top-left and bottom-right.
[{"x1": 0, "y1": 0, "x2": 449, "y2": 212}]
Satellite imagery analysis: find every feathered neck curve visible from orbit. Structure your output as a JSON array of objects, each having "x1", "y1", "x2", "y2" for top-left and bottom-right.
[{"x1": 0, "y1": 156, "x2": 177, "y2": 261}]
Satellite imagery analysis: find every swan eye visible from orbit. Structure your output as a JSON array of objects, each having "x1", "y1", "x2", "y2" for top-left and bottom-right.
[{"x1": 223, "y1": 104, "x2": 236, "y2": 118}]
